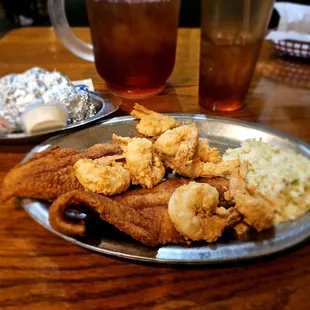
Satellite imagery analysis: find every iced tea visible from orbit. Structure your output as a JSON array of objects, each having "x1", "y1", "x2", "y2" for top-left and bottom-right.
[
  {"x1": 199, "y1": 0, "x2": 275, "y2": 111},
  {"x1": 87, "y1": 0, "x2": 180, "y2": 99},
  {"x1": 199, "y1": 33, "x2": 262, "y2": 111}
]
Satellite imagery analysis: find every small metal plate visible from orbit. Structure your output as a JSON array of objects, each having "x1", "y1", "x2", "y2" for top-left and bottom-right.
[
  {"x1": 0, "y1": 91, "x2": 121, "y2": 144},
  {"x1": 21, "y1": 115, "x2": 310, "y2": 264}
]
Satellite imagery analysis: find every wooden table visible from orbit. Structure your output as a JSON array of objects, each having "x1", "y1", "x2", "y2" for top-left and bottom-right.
[{"x1": 1, "y1": 27, "x2": 310, "y2": 310}]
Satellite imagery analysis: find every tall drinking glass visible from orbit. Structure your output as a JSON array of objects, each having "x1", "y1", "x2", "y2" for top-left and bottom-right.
[
  {"x1": 199, "y1": 0, "x2": 275, "y2": 111},
  {"x1": 48, "y1": 0, "x2": 180, "y2": 99}
]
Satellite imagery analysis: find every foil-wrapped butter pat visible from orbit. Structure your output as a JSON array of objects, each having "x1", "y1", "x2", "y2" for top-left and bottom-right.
[{"x1": 0, "y1": 67, "x2": 96, "y2": 132}]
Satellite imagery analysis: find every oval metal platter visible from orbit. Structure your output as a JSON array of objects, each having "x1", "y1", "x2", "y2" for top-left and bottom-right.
[
  {"x1": 21, "y1": 115, "x2": 310, "y2": 264},
  {"x1": 0, "y1": 91, "x2": 121, "y2": 144}
]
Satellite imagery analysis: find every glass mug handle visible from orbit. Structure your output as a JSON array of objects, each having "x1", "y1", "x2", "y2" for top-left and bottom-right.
[{"x1": 48, "y1": 0, "x2": 94, "y2": 62}]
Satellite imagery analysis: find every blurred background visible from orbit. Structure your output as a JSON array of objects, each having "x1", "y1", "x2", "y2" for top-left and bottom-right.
[{"x1": 0, "y1": 0, "x2": 309, "y2": 37}]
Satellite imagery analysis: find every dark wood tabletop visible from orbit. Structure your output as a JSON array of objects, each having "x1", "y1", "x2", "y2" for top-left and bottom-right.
[{"x1": 1, "y1": 27, "x2": 310, "y2": 310}]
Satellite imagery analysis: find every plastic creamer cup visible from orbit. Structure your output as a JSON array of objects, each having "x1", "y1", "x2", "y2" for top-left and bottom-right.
[{"x1": 21, "y1": 102, "x2": 69, "y2": 134}]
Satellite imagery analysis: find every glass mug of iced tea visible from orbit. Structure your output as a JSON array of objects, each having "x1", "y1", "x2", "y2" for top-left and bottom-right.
[
  {"x1": 48, "y1": 0, "x2": 180, "y2": 99},
  {"x1": 199, "y1": 0, "x2": 275, "y2": 111}
]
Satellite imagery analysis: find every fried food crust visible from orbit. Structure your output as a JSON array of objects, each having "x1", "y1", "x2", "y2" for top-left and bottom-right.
[
  {"x1": 49, "y1": 178, "x2": 230, "y2": 246},
  {"x1": 0, "y1": 142, "x2": 122, "y2": 202}
]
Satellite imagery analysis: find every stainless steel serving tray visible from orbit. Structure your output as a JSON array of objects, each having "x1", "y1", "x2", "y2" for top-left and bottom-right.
[
  {"x1": 21, "y1": 115, "x2": 310, "y2": 264},
  {"x1": 0, "y1": 91, "x2": 120, "y2": 144}
]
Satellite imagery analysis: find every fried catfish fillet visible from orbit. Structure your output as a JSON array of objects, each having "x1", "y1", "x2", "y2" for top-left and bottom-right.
[
  {"x1": 49, "y1": 178, "x2": 232, "y2": 247},
  {"x1": 0, "y1": 142, "x2": 122, "y2": 202}
]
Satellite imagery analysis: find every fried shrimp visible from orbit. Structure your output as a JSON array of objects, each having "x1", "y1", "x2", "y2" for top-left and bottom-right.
[
  {"x1": 113, "y1": 134, "x2": 165, "y2": 189},
  {"x1": 130, "y1": 103, "x2": 178, "y2": 137},
  {"x1": 200, "y1": 160, "x2": 241, "y2": 178},
  {"x1": 161, "y1": 154, "x2": 240, "y2": 179},
  {"x1": 168, "y1": 182, "x2": 229, "y2": 242},
  {"x1": 74, "y1": 155, "x2": 130, "y2": 196},
  {"x1": 154, "y1": 124, "x2": 235, "y2": 178},
  {"x1": 196, "y1": 139, "x2": 222, "y2": 163},
  {"x1": 224, "y1": 162, "x2": 275, "y2": 231},
  {"x1": 154, "y1": 123, "x2": 199, "y2": 164}
]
